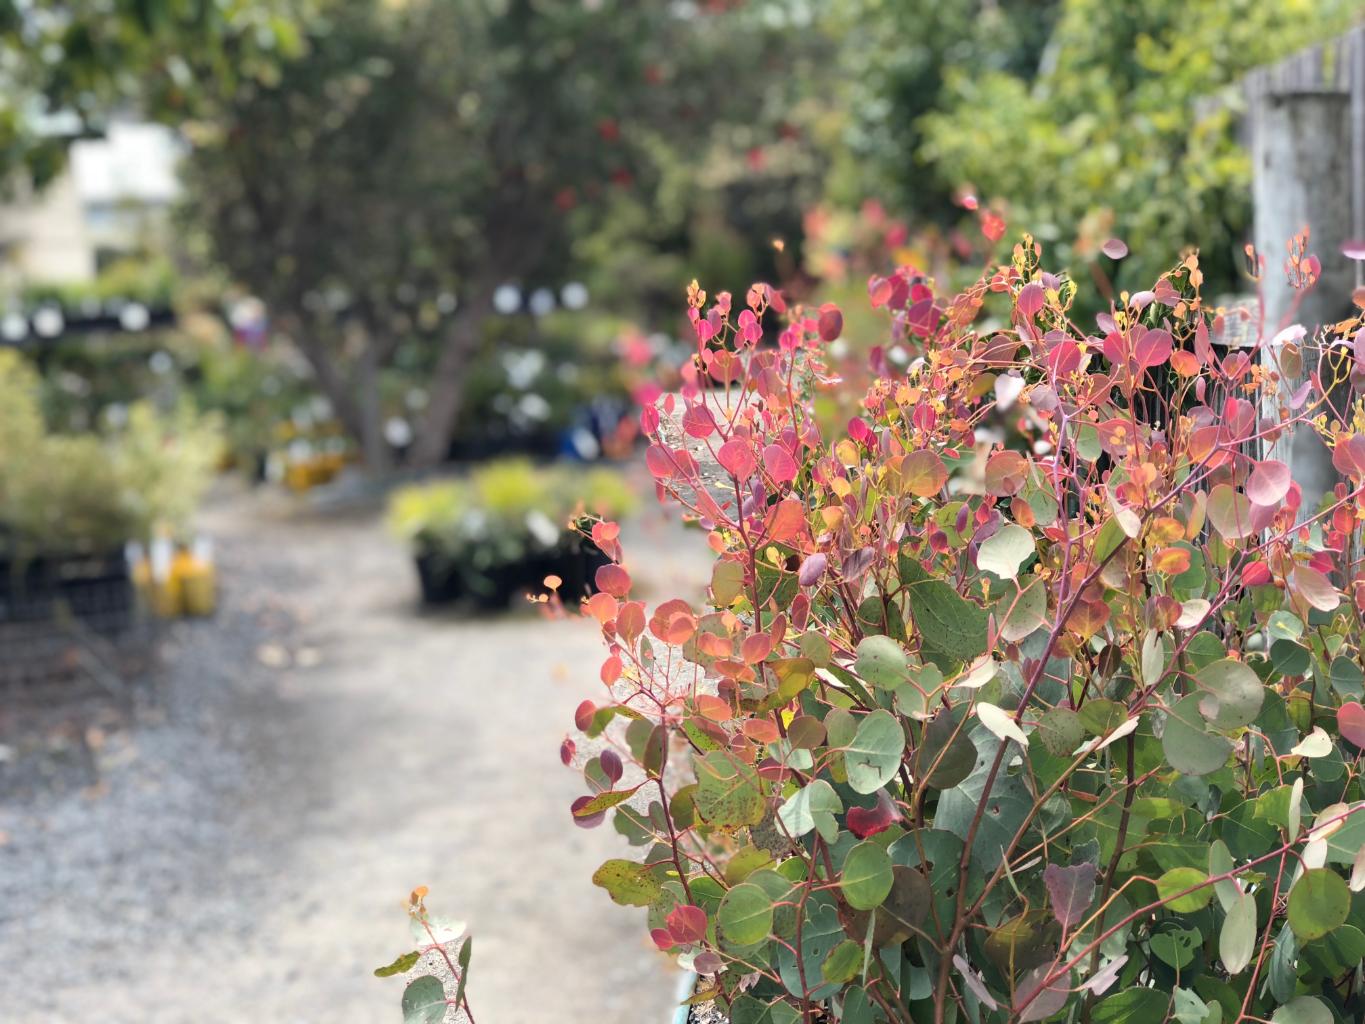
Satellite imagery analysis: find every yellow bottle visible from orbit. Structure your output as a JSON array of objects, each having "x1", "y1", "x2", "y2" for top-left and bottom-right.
[{"x1": 178, "y1": 538, "x2": 217, "y2": 617}]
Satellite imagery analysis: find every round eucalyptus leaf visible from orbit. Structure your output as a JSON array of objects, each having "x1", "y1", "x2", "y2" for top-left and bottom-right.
[
  {"x1": 719, "y1": 881, "x2": 774, "y2": 946},
  {"x1": 1287, "y1": 868, "x2": 1349, "y2": 942},
  {"x1": 841, "y1": 841, "x2": 894, "y2": 911},
  {"x1": 1162, "y1": 695, "x2": 1232, "y2": 776}
]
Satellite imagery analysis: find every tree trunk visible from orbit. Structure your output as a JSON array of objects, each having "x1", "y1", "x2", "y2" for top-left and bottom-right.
[
  {"x1": 355, "y1": 343, "x2": 392, "y2": 472},
  {"x1": 408, "y1": 287, "x2": 493, "y2": 467}
]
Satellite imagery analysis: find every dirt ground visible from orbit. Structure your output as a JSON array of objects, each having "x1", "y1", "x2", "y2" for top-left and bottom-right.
[{"x1": 0, "y1": 475, "x2": 709, "y2": 1023}]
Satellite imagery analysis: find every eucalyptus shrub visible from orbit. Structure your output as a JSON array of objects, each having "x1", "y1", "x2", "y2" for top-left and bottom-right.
[{"x1": 568, "y1": 240, "x2": 1365, "y2": 1023}]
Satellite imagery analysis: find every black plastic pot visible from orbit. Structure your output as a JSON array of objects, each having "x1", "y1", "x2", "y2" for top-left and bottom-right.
[
  {"x1": 0, "y1": 549, "x2": 136, "y2": 632},
  {"x1": 412, "y1": 537, "x2": 611, "y2": 611}
]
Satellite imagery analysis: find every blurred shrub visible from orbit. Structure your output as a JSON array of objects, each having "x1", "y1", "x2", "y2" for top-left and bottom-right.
[
  {"x1": 388, "y1": 458, "x2": 637, "y2": 573},
  {"x1": 914, "y1": 0, "x2": 1363, "y2": 301},
  {"x1": 0, "y1": 349, "x2": 221, "y2": 554}
]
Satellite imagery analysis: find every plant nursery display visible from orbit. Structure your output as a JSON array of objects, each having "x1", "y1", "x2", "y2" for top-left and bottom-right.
[
  {"x1": 0, "y1": 349, "x2": 221, "y2": 631},
  {"x1": 383, "y1": 231, "x2": 1365, "y2": 1021},
  {"x1": 387, "y1": 459, "x2": 637, "y2": 610}
]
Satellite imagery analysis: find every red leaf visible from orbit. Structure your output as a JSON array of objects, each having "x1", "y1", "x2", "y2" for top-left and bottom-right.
[
  {"x1": 765, "y1": 499, "x2": 808, "y2": 544},
  {"x1": 599, "y1": 749, "x2": 623, "y2": 784},
  {"x1": 682, "y1": 404, "x2": 716, "y2": 439},
  {"x1": 846, "y1": 790, "x2": 902, "y2": 839},
  {"x1": 1339, "y1": 701, "x2": 1365, "y2": 748},
  {"x1": 595, "y1": 563, "x2": 632, "y2": 598},
  {"x1": 981, "y1": 210, "x2": 1006, "y2": 242},
  {"x1": 817, "y1": 303, "x2": 843, "y2": 342},
  {"x1": 574, "y1": 700, "x2": 596, "y2": 731},
  {"x1": 559, "y1": 738, "x2": 576, "y2": 765},
  {"x1": 1293, "y1": 564, "x2": 1340, "y2": 612},
  {"x1": 666, "y1": 904, "x2": 708, "y2": 944}
]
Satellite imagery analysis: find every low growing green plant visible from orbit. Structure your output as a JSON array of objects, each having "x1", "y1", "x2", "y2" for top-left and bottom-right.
[{"x1": 388, "y1": 458, "x2": 637, "y2": 600}]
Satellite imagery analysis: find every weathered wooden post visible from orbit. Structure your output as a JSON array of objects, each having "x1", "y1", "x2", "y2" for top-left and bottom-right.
[{"x1": 1247, "y1": 34, "x2": 1362, "y2": 514}]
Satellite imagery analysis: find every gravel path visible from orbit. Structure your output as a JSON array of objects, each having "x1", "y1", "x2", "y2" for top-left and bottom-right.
[{"x1": 0, "y1": 476, "x2": 709, "y2": 1023}]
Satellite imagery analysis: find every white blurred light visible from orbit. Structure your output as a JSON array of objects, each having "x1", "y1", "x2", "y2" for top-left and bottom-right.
[
  {"x1": 435, "y1": 292, "x2": 458, "y2": 315},
  {"x1": 493, "y1": 284, "x2": 522, "y2": 314},
  {"x1": 528, "y1": 288, "x2": 556, "y2": 317},
  {"x1": 2, "y1": 313, "x2": 28, "y2": 341},
  {"x1": 119, "y1": 303, "x2": 150, "y2": 332},
  {"x1": 33, "y1": 307, "x2": 64, "y2": 338},
  {"x1": 149, "y1": 351, "x2": 174, "y2": 375},
  {"x1": 561, "y1": 282, "x2": 589, "y2": 310},
  {"x1": 384, "y1": 417, "x2": 413, "y2": 447}
]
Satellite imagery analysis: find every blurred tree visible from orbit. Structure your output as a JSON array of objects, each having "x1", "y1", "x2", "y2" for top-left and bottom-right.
[
  {"x1": 184, "y1": 0, "x2": 831, "y2": 468},
  {"x1": 912, "y1": 0, "x2": 1365, "y2": 301},
  {"x1": 832, "y1": 0, "x2": 1060, "y2": 225},
  {"x1": 0, "y1": 0, "x2": 302, "y2": 187}
]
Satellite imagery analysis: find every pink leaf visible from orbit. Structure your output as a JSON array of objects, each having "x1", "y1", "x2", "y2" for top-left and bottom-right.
[
  {"x1": 1246, "y1": 460, "x2": 1291, "y2": 507},
  {"x1": 1207, "y1": 484, "x2": 1254, "y2": 541},
  {"x1": 717, "y1": 440, "x2": 757, "y2": 480},
  {"x1": 763, "y1": 444, "x2": 798, "y2": 484},
  {"x1": 1043, "y1": 862, "x2": 1096, "y2": 927},
  {"x1": 798, "y1": 553, "x2": 827, "y2": 586},
  {"x1": 1133, "y1": 328, "x2": 1173, "y2": 369},
  {"x1": 1293, "y1": 564, "x2": 1340, "y2": 612},
  {"x1": 1333, "y1": 434, "x2": 1365, "y2": 480},
  {"x1": 1101, "y1": 238, "x2": 1128, "y2": 259},
  {"x1": 1343, "y1": 240, "x2": 1365, "y2": 261},
  {"x1": 682, "y1": 404, "x2": 716, "y2": 439}
]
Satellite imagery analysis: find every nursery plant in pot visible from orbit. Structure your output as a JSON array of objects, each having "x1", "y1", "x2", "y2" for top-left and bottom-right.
[
  {"x1": 0, "y1": 350, "x2": 221, "y2": 631},
  {"x1": 388, "y1": 459, "x2": 635, "y2": 610},
  {"x1": 382, "y1": 236, "x2": 1365, "y2": 1021}
]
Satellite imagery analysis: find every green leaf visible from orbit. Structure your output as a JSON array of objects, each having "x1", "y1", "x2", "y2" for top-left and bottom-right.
[
  {"x1": 573, "y1": 788, "x2": 637, "y2": 817},
  {"x1": 712, "y1": 559, "x2": 745, "y2": 606},
  {"x1": 401, "y1": 976, "x2": 446, "y2": 1024},
  {"x1": 693, "y1": 751, "x2": 766, "y2": 830},
  {"x1": 730, "y1": 994, "x2": 801, "y2": 1024},
  {"x1": 1269, "y1": 639, "x2": 1310, "y2": 677},
  {"x1": 841, "y1": 841, "x2": 894, "y2": 911},
  {"x1": 776, "y1": 779, "x2": 842, "y2": 844},
  {"x1": 855, "y1": 635, "x2": 909, "y2": 688},
  {"x1": 916, "y1": 708, "x2": 976, "y2": 790},
  {"x1": 591, "y1": 858, "x2": 663, "y2": 907},
  {"x1": 1092, "y1": 988, "x2": 1170, "y2": 1023},
  {"x1": 375, "y1": 951, "x2": 421, "y2": 978},
  {"x1": 899, "y1": 557, "x2": 988, "y2": 662},
  {"x1": 452, "y1": 935, "x2": 472, "y2": 1012},
  {"x1": 1195, "y1": 658, "x2": 1264, "y2": 729},
  {"x1": 1156, "y1": 866, "x2": 1213, "y2": 913},
  {"x1": 718, "y1": 881, "x2": 774, "y2": 946},
  {"x1": 822, "y1": 939, "x2": 865, "y2": 983},
  {"x1": 1163, "y1": 695, "x2": 1232, "y2": 776},
  {"x1": 1079, "y1": 698, "x2": 1126, "y2": 736},
  {"x1": 977, "y1": 522, "x2": 1034, "y2": 580},
  {"x1": 996, "y1": 573, "x2": 1047, "y2": 642},
  {"x1": 1038, "y1": 707, "x2": 1084, "y2": 756},
  {"x1": 1151, "y1": 925, "x2": 1201, "y2": 969},
  {"x1": 1287, "y1": 868, "x2": 1349, "y2": 941},
  {"x1": 1271, "y1": 996, "x2": 1334, "y2": 1024},
  {"x1": 844, "y1": 710, "x2": 905, "y2": 795},
  {"x1": 1220, "y1": 892, "x2": 1256, "y2": 975}
]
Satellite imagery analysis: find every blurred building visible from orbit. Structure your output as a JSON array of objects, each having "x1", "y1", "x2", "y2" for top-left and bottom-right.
[{"x1": 0, "y1": 121, "x2": 182, "y2": 285}]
